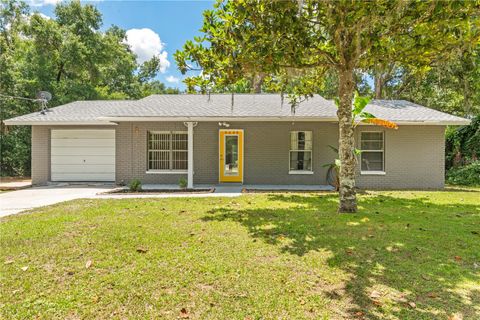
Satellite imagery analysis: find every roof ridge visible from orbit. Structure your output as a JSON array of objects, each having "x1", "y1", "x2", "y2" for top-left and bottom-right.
[
  {"x1": 142, "y1": 93, "x2": 329, "y2": 97},
  {"x1": 4, "y1": 94, "x2": 470, "y2": 125}
]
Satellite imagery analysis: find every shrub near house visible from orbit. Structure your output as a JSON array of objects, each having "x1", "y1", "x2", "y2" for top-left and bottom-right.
[
  {"x1": 447, "y1": 161, "x2": 480, "y2": 186},
  {"x1": 446, "y1": 115, "x2": 480, "y2": 185}
]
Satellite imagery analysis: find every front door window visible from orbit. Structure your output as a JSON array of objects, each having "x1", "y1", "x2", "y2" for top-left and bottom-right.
[{"x1": 224, "y1": 135, "x2": 239, "y2": 175}]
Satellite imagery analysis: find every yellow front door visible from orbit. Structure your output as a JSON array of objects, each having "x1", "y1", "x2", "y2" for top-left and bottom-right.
[{"x1": 219, "y1": 129, "x2": 243, "y2": 183}]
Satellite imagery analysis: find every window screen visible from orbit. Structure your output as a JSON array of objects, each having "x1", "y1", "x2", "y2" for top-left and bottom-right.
[
  {"x1": 290, "y1": 131, "x2": 312, "y2": 171},
  {"x1": 360, "y1": 132, "x2": 384, "y2": 172}
]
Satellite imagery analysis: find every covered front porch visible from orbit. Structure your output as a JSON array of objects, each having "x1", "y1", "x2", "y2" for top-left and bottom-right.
[{"x1": 179, "y1": 121, "x2": 337, "y2": 189}]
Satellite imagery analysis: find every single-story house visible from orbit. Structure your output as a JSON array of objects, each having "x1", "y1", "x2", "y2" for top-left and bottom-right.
[{"x1": 4, "y1": 94, "x2": 469, "y2": 189}]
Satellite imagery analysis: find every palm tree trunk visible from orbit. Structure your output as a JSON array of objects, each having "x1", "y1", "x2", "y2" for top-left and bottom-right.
[{"x1": 337, "y1": 68, "x2": 357, "y2": 213}]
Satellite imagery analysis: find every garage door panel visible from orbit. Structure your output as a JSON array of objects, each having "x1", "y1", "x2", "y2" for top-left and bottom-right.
[
  {"x1": 51, "y1": 173, "x2": 115, "y2": 182},
  {"x1": 51, "y1": 155, "x2": 115, "y2": 165},
  {"x1": 52, "y1": 130, "x2": 115, "y2": 139},
  {"x1": 51, "y1": 164, "x2": 116, "y2": 173},
  {"x1": 51, "y1": 130, "x2": 115, "y2": 182},
  {"x1": 51, "y1": 147, "x2": 115, "y2": 156},
  {"x1": 51, "y1": 138, "x2": 115, "y2": 148}
]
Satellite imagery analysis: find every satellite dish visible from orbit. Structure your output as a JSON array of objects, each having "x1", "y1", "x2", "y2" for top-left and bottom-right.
[
  {"x1": 36, "y1": 91, "x2": 52, "y2": 101},
  {"x1": 36, "y1": 91, "x2": 52, "y2": 114}
]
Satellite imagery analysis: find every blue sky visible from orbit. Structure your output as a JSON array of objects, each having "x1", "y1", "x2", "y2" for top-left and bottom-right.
[{"x1": 32, "y1": 1, "x2": 215, "y2": 90}]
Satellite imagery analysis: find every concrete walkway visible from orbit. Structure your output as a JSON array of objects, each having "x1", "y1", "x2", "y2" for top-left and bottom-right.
[{"x1": 94, "y1": 184, "x2": 244, "y2": 199}]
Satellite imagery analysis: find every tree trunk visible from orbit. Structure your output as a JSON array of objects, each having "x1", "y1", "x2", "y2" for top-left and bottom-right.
[
  {"x1": 56, "y1": 62, "x2": 65, "y2": 83},
  {"x1": 337, "y1": 68, "x2": 357, "y2": 213},
  {"x1": 462, "y1": 77, "x2": 472, "y2": 116},
  {"x1": 374, "y1": 63, "x2": 395, "y2": 99},
  {"x1": 374, "y1": 73, "x2": 383, "y2": 99},
  {"x1": 252, "y1": 72, "x2": 265, "y2": 93}
]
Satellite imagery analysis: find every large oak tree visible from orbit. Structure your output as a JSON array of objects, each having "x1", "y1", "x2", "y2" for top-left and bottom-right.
[
  {"x1": 0, "y1": 0, "x2": 178, "y2": 176},
  {"x1": 176, "y1": 0, "x2": 480, "y2": 212}
]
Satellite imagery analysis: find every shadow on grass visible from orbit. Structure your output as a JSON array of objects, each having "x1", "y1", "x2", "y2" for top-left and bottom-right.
[
  {"x1": 202, "y1": 193, "x2": 480, "y2": 319},
  {"x1": 443, "y1": 186, "x2": 480, "y2": 192}
]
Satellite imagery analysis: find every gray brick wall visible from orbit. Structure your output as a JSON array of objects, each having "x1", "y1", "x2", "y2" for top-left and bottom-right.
[
  {"x1": 232, "y1": 122, "x2": 338, "y2": 185},
  {"x1": 114, "y1": 121, "x2": 338, "y2": 185},
  {"x1": 116, "y1": 122, "x2": 189, "y2": 184},
  {"x1": 355, "y1": 125, "x2": 446, "y2": 189},
  {"x1": 31, "y1": 126, "x2": 50, "y2": 185},
  {"x1": 30, "y1": 122, "x2": 446, "y2": 189}
]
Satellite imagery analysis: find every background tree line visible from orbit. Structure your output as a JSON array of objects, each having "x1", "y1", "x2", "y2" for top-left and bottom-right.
[{"x1": 0, "y1": 0, "x2": 179, "y2": 177}]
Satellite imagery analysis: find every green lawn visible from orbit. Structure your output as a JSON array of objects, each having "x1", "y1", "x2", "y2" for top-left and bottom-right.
[{"x1": 1, "y1": 190, "x2": 479, "y2": 319}]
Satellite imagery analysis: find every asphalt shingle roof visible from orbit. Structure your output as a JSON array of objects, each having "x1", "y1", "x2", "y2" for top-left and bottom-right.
[
  {"x1": 109, "y1": 94, "x2": 336, "y2": 118},
  {"x1": 4, "y1": 100, "x2": 135, "y2": 124},
  {"x1": 363, "y1": 100, "x2": 469, "y2": 123},
  {"x1": 4, "y1": 94, "x2": 470, "y2": 125}
]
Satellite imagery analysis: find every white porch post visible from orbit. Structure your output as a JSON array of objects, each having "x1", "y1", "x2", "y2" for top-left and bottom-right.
[{"x1": 187, "y1": 122, "x2": 194, "y2": 189}]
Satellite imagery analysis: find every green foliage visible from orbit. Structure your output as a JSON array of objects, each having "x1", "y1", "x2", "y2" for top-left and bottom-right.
[
  {"x1": 176, "y1": 1, "x2": 478, "y2": 98},
  {"x1": 445, "y1": 116, "x2": 480, "y2": 186},
  {"x1": 327, "y1": 144, "x2": 338, "y2": 155},
  {"x1": 322, "y1": 145, "x2": 340, "y2": 190},
  {"x1": 0, "y1": 126, "x2": 30, "y2": 176},
  {"x1": 140, "y1": 80, "x2": 180, "y2": 97},
  {"x1": 178, "y1": 177, "x2": 188, "y2": 189},
  {"x1": 446, "y1": 161, "x2": 480, "y2": 186},
  {"x1": 445, "y1": 115, "x2": 480, "y2": 169},
  {"x1": 343, "y1": 92, "x2": 375, "y2": 127},
  {"x1": 128, "y1": 179, "x2": 142, "y2": 192},
  {"x1": 352, "y1": 94, "x2": 373, "y2": 119},
  {"x1": 0, "y1": 0, "x2": 179, "y2": 176},
  {"x1": 385, "y1": 49, "x2": 480, "y2": 117}
]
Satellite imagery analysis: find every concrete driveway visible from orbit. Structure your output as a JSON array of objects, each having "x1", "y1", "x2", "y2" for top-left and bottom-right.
[
  {"x1": 0, "y1": 184, "x2": 328, "y2": 218},
  {"x1": 0, "y1": 184, "x2": 244, "y2": 218},
  {"x1": 0, "y1": 185, "x2": 114, "y2": 218}
]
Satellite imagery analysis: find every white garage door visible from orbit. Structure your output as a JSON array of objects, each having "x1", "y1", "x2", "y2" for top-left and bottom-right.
[{"x1": 51, "y1": 130, "x2": 115, "y2": 181}]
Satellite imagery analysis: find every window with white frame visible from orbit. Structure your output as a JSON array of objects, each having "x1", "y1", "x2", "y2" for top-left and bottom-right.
[
  {"x1": 290, "y1": 131, "x2": 313, "y2": 171},
  {"x1": 360, "y1": 131, "x2": 384, "y2": 172},
  {"x1": 148, "y1": 131, "x2": 188, "y2": 171}
]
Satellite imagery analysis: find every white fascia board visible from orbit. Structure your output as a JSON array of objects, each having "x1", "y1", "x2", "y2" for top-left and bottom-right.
[
  {"x1": 100, "y1": 116, "x2": 470, "y2": 125},
  {"x1": 97, "y1": 116, "x2": 339, "y2": 122},
  {"x1": 356, "y1": 120, "x2": 471, "y2": 126},
  {"x1": 420, "y1": 120, "x2": 471, "y2": 125},
  {"x1": 4, "y1": 121, "x2": 118, "y2": 126},
  {"x1": 6, "y1": 118, "x2": 469, "y2": 126}
]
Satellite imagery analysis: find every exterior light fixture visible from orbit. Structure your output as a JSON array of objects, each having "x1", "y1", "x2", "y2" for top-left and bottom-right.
[{"x1": 218, "y1": 122, "x2": 230, "y2": 128}]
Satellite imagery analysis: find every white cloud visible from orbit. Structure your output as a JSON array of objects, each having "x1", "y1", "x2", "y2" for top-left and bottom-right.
[
  {"x1": 125, "y1": 28, "x2": 170, "y2": 73},
  {"x1": 29, "y1": 0, "x2": 102, "y2": 6},
  {"x1": 29, "y1": 0, "x2": 62, "y2": 7},
  {"x1": 165, "y1": 75, "x2": 180, "y2": 83}
]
